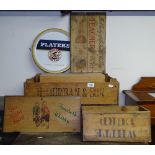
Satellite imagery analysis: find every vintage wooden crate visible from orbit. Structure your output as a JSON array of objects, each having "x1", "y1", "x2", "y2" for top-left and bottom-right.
[
  {"x1": 82, "y1": 105, "x2": 151, "y2": 143},
  {"x1": 3, "y1": 96, "x2": 81, "y2": 132},
  {"x1": 71, "y1": 12, "x2": 106, "y2": 73},
  {"x1": 24, "y1": 73, "x2": 119, "y2": 105}
]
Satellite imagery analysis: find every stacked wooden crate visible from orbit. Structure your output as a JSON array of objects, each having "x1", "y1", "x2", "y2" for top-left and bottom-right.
[
  {"x1": 70, "y1": 12, "x2": 151, "y2": 143},
  {"x1": 3, "y1": 12, "x2": 151, "y2": 144},
  {"x1": 3, "y1": 73, "x2": 119, "y2": 132}
]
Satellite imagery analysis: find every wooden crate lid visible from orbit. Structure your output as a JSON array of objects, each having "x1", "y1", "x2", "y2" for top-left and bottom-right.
[{"x1": 3, "y1": 96, "x2": 81, "y2": 133}]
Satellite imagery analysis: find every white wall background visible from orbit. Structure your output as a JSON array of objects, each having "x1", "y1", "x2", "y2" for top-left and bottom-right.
[
  {"x1": 0, "y1": 11, "x2": 155, "y2": 105},
  {"x1": 0, "y1": 11, "x2": 70, "y2": 96}
]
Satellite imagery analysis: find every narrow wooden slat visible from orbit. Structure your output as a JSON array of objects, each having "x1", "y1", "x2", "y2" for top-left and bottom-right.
[
  {"x1": 39, "y1": 73, "x2": 106, "y2": 83},
  {"x1": 71, "y1": 15, "x2": 88, "y2": 72}
]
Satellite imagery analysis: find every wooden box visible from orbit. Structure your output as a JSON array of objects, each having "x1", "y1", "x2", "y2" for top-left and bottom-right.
[
  {"x1": 24, "y1": 73, "x2": 119, "y2": 105},
  {"x1": 71, "y1": 12, "x2": 106, "y2": 73},
  {"x1": 82, "y1": 105, "x2": 151, "y2": 143},
  {"x1": 123, "y1": 77, "x2": 155, "y2": 125},
  {"x1": 3, "y1": 96, "x2": 81, "y2": 132}
]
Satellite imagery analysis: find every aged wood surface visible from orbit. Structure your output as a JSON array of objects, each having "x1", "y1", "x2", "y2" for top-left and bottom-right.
[
  {"x1": 82, "y1": 105, "x2": 151, "y2": 142},
  {"x1": 71, "y1": 13, "x2": 106, "y2": 73},
  {"x1": 39, "y1": 73, "x2": 107, "y2": 83},
  {"x1": 3, "y1": 96, "x2": 81, "y2": 132},
  {"x1": 24, "y1": 74, "x2": 119, "y2": 105}
]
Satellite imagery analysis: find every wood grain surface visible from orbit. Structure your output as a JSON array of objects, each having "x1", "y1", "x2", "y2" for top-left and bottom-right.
[
  {"x1": 71, "y1": 13, "x2": 106, "y2": 73},
  {"x1": 24, "y1": 74, "x2": 119, "y2": 105},
  {"x1": 3, "y1": 96, "x2": 81, "y2": 132},
  {"x1": 82, "y1": 105, "x2": 151, "y2": 143},
  {"x1": 124, "y1": 77, "x2": 155, "y2": 126}
]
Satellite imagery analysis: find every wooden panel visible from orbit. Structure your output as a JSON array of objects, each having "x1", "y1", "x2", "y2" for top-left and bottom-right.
[
  {"x1": 123, "y1": 90, "x2": 155, "y2": 125},
  {"x1": 3, "y1": 96, "x2": 81, "y2": 132},
  {"x1": 133, "y1": 92, "x2": 155, "y2": 101},
  {"x1": 24, "y1": 74, "x2": 119, "y2": 105},
  {"x1": 131, "y1": 77, "x2": 155, "y2": 126},
  {"x1": 151, "y1": 117, "x2": 155, "y2": 125},
  {"x1": 123, "y1": 90, "x2": 155, "y2": 102},
  {"x1": 71, "y1": 13, "x2": 106, "y2": 73},
  {"x1": 39, "y1": 73, "x2": 107, "y2": 83},
  {"x1": 141, "y1": 104, "x2": 155, "y2": 117},
  {"x1": 82, "y1": 105, "x2": 151, "y2": 143},
  {"x1": 132, "y1": 77, "x2": 155, "y2": 91}
]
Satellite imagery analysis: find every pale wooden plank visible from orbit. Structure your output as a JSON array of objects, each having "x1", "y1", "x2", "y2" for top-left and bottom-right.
[
  {"x1": 71, "y1": 13, "x2": 106, "y2": 73},
  {"x1": 3, "y1": 96, "x2": 81, "y2": 132}
]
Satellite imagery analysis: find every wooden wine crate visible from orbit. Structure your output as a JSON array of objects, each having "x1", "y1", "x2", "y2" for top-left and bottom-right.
[
  {"x1": 82, "y1": 105, "x2": 151, "y2": 143},
  {"x1": 24, "y1": 73, "x2": 119, "y2": 105},
  {"x1": 71, "y1": 12, "x2": 106, "y2": 73},
  {"x1": 3, "y1": 96, "x2": 81, "y2": 132}
]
